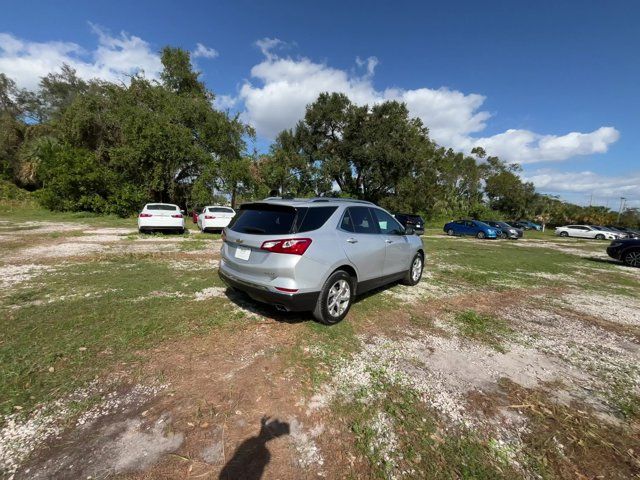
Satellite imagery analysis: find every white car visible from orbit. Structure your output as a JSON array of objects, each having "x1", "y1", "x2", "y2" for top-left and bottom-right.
[
  {"x1": 555, "y1": 224, "x2": 620, "y2": 240},
  {"x1": 138, "y1": 203, "x2": 185, "y2": 234},
  {"x1": 197, "y1": 205, "x2": 236, "y2": 233}
]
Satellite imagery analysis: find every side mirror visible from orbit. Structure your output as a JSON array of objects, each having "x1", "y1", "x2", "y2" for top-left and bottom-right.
[
  {"x1": 405, "y1": 227, "x2": 415, "y2": 235},
  {"x1": 181, "y1": 209, "x2": 185, "y2": 215}
]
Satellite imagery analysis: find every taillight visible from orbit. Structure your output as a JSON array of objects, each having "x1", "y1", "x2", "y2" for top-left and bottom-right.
[
  {"x1": 275, "y1": 287, "x2": 299, "y2": 293},
  {"x1": 139, "y1": 213, "x2": 153, "y2": 218},
  {"x1": 204, "y1": 215, "x2": 215, "y2": 219},
  {"x1": 171, "y1": 214, "x2": 183, "y2": 218},
  {"x1": 260, "y1": 238, "x2": 312, "y2": 255}
]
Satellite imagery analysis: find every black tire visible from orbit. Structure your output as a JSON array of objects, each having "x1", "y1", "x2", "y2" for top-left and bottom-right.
[
  {"x1": 500, "y1": 232, "x2": 508, "y2": 239},
  {"x1": 595, "y1": 234, "x2": 605, "y2": 240},
  {"x1": 476, "y1": 231, "x2": 486, "y2": 239},
  {"x1": 178, "y1": 228, "x2": 185, "y2": 235},
  {"x1": 402, "y1": 252, "x2": 424, "y2": 286},
  {"x1": 559, "y1": 231, "x2": 569, "y2": 237},
  {"x1": 623, "y1": 248, "x2": 640, "y2": 268},
  {"x1": 312, "y1": 270, "x2": 354, "y2": 325},
  {"x1": 447, "y1": 228, "x2": 455, "y2": 236}
]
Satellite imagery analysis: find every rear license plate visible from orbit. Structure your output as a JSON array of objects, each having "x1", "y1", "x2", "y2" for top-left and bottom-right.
[{"x1": 234, "y1": 246, "x2": 251, "y2": 260}]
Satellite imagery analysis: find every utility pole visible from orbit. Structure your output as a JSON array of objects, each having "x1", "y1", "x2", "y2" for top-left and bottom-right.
[{"x1": 616, "y1": 196, "x2": 626, "y2": 224}]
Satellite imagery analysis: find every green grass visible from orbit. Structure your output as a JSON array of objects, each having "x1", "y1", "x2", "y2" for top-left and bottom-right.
[
  {"x1": 453, "y1": 310, "x2": 514, "y2": 352},
  {"x1": 0, "y1": 257, "x2": 238, "y2": 414}
]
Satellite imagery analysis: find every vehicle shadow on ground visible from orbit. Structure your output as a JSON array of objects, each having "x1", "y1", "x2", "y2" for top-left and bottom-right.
[
  {"x1": 219, "y1": 416, "x2": 290, "y2": 480},
  {"x1": 584, "y1": 257, "x2": 626, "y2": 267},
  {"x1": 223, "y1": 282, "x2": 401, "y2": 324}
]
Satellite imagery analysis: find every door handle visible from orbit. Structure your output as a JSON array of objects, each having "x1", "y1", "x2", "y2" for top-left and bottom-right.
[
  {"x1": 346, "y1": 237, "x2": 358, "y2": 244},
  {"x1": 385, "y1": 239, "x2": 393, "y2": 244}
]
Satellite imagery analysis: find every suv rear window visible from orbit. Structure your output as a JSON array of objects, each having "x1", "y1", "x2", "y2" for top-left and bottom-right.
[
  {"x1": 146, "y1": 204, "x2": 178, "y2": 211},
  {"x1": 230, "y1": 204, "x2": 296, "y2": 234},
  {"x1": 229, "y1": 204, "x2": 338, "y2": 235}
]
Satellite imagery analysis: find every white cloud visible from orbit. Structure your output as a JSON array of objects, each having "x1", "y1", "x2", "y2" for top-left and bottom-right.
[
  {"x1": 523, "y1": 169, "x2": 640, "y2": 204},
  {"x1": 193, "y1": 42, "x2": 218, "y2": 59},
  {"x1": 234, "y1": 43, "x2": 619, "y2": 164},
  {"x1": 0, "y1": 25, "x2": 162, "y2": 91}
]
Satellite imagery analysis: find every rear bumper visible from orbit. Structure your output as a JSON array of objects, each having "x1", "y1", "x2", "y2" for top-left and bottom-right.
[{"x1": 218, "y1": 269, "x2": 319, "y2": 312}]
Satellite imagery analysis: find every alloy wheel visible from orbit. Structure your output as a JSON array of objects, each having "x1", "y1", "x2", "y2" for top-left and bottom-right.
[
  {"x1": 327, "y1": 279, "x2": 351, "y2": 317},
  {"x1": 624, "y1": 250, "x2": 640, "y2": 267},
  {"x1": 411, "y1": 256, "x2": 423, "y2": 282}
]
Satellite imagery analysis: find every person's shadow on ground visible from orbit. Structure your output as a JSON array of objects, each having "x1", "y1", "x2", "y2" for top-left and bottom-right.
[{"x1": 219, "y1": 416, "x2": 290, "y2": 480}]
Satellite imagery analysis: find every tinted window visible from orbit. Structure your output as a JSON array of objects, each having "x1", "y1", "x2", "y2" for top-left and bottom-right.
[
  {"x1": 373, "y1": 209, "x2": 404, "y2": 234},
  {"x1": 295, "y1": 206, "x2": 338, "y2": 232},
  {"x1": 340, "y1": 209, "x2": 355, "y2": 232},
  {"x1": 209, "y1": 207, "x2": 234, "y2": 213},
  {"x1": 147, "y1": 204, "x2": 178, "y2": 211},
  {"x1": 349, "y1": 207, "x2": 378, "y2": 234},
  {"x1": 229, "y1": 204, "x2": 296, "y2": 234}
]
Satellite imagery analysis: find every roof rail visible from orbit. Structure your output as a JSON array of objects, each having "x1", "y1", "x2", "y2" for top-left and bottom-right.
[{"x1": 310, "y1": 197, "x2": 374, "y2": 205}]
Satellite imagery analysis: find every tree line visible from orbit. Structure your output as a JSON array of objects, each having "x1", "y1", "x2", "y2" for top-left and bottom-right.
[{"x1": 0, "y1": 47, "x2": 637, "y2": 227}]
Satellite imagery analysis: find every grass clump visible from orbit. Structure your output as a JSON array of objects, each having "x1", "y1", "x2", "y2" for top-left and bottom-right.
[{"x1": 453, "y1": 310, "x2": 513, "y2": 352}]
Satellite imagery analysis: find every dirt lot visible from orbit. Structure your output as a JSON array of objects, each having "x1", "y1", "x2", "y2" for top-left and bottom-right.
[{"x1": 1, "y1": 212, "x2": 639, "y2": 479}]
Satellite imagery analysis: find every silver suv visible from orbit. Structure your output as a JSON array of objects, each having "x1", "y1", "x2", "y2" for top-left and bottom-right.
[{"x1": 218, "y1": 198, "x2": 424, "y2": 324}]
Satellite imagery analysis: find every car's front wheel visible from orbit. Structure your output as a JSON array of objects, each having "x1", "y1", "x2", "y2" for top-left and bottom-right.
[
  {"x1": 447, "y1": 228, "x2": 455, "y2": 236},
  {"x1": 402, "y1": 253, "x2": 424, "y2": 286},
  {"x1": 476, "y1": 231, "x2": 486, "y2": 239},
  {"x1": 500, "y1": 231, "x2": 508, "y2": 239},
  {"x1": 595, "y1": 234, "x2": 605, "y2": 240},
  {"x1": 559, "y1": 231, "x2": 569, "y2": 237},
  {"x1": 313, "y1": 271, "x2": 354, "y2": 325},
  {"x1": 623, "y1": 249, "x2": 640, "y2": 267}
]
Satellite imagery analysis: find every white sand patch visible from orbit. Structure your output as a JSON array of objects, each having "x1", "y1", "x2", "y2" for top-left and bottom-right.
[
  {"x1": 77, "y1": 234, "x2": 124, "y2": 243},
  {"x1": 288, "y1": 418, "x2": 324, "y2": 468},
  {"x1": 307, "y1": 332, "x2": 572, "y2": 426},
  {"x1": 559, "y1": 292, "x2": 640, "y2": 326},
  {"x1": 133, "y1": 291, "x2": 187, "y2": 302},
  {"x1": 8, "y1": 242, "x2": 107, "y2": 261},
  {"x1": 11, "y1": 221, "x2": 87, "y2": 234},
  {"x1": 83, "y1": 228, "x2": 135, "y2": 235},
  {"x1": 0, "y1": 382, "x2": 165, "y2": 478},
  {"x1": 0, "y1": 264, "x2": 54, "y2": 289},
  {"x1": 168, "y1": 259, "x2": 219, "y2": 271},
  {"x1": 503, "y1": 306, "x2": 640, "y2": 415},
  {"x1": 382, "y1": 276, "x2": 468, "y2": 302},
  {"x1": 368, "y1": 411, "x2": 400, "y2": 478},
  {"x1": 194, "y1": 287, "x2": 227, "y2": 301}
]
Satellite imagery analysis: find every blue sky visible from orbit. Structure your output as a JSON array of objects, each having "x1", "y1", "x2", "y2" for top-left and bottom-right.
[{"x1": 1, "y1": 0, "x2": 638, "y2": 207}]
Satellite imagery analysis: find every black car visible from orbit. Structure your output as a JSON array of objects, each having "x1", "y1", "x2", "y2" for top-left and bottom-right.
[
  {"x1": 394, "y1": 213, "x2": 425, "y2": 235},
  {"x1": 482, "y1": 220, "x2": 524, "y2": 239},
  {"x1": 606, "y1": 238, "x2": 640, "y2": 267}
]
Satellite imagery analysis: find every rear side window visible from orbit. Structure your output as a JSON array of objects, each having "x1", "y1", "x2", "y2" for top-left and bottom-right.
[
  {"x1": 373, "y1": 209, "x2": 404, "y2": 234},
  {"x1": 340, "y1": 210, "x2": 355, "y2": 232},
  {"x1": 295, "y1": 207, "x2": 338, "y2": 233},
  {"x1": 229, "y1": 205, "x2": 296, "y2": 234},
  {"x1": 348, "y1": 207, "x2": 378, "y2": 234},
  {"x1": 147, "y1": 204, "x2": 178, "y2": 211}
]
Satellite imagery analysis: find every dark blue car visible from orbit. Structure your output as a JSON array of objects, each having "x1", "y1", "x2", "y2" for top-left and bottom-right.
[{"x1": 443, "y1": 219, "x2": 498, "y2": 239}]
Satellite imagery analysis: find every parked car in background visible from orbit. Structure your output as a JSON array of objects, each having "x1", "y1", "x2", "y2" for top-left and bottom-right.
[
  {"x1": 606, "y1": 238, "x2": 640, "y2": 267},
  {"x1": 443, "y1": 220, "x2": 498, "y2": 239},
  {"x1": 198, "y1": 205, "x2": 236, "y2": 233},
  {"x1": 605, "y1": 225, "x2": 640, "y2": 239},
  {"x1": 513, "y1": 220, "x2": 542, "y2": 231},
  {"x1": 393, "y1": 213, "x2": 425, "y2": 235},
  {"x1": 138, "y1": 203, "x2": 185, "y2": 234},
  {"x1": 191, "y1": 209, "x2": 200, "y2": 224},
  {"x1": 219, "y1": 198, "x2": 424, "y2": 324},
  {"x1": 555, "y1": 224, "x2": 619, "y2": 240},
  {"x1": 482, "y1": 220, "x2": 523, "y2": 239}
]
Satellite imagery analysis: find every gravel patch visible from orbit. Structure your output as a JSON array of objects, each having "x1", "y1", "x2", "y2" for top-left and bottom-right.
[
  {"x1": 0, "y1": 264, "x2": 54, "y2": 289},
  {"x1": 559, "y1": 292, "x2": 640, "y2": 326},
  {"x1": 288, "y1": 418, "x2": 324, "y2": 468}
]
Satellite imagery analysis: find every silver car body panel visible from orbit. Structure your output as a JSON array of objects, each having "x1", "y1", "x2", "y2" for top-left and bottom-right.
[{"x1": 218, "y1": 198, "x2": 424, "y2": 309}]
